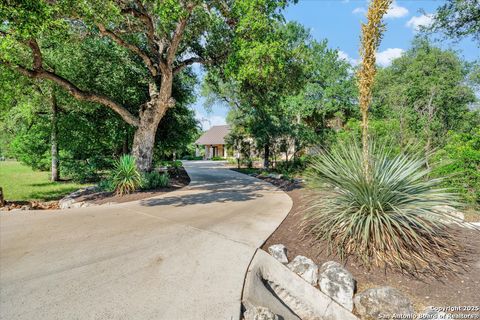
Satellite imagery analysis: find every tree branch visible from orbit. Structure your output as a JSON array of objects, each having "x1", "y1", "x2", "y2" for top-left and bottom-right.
[
  {"x1": 97, "y1": 23, "x2": 158, "y2": 77},
  {"x1": 121, "y1": 3, "x2": 158, "y2": 55},
  {"x1": 166, "y1": 3, "x2": 195, "y2": 66},
  {"x1": 173, "y1": 56, "x2": 206, "y2": 74},
  {"x1": 1, "y1": 50, "x2": 140, "y2": 127},
  {"x1": 28, "y1": 39, "x2": 42, "y2": 69}
]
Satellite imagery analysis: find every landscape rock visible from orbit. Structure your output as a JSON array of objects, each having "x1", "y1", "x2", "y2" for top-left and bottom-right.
[
  {"x1": 70, "y1": 201, "x2": 98, "y2": 208},
  {"x1": 354, "y1": 287, "x2": 414, "y2": 320},
  {"x1": 287, "y1": 255, "x2": 318, "y2": 286},
  {"x1": 267, "y1": 244, "x2": 288, "y2": 264},
  {"x1": 318, "y1": 261, "x2": 355, "y2": 311},
  {"x1": 20, "y1": 205, "x2": 31, "y2": 210},
  {"x1": 59, "y1": 197, "x2": 76, "y2": 209},
  {"x1": 422, "y1": 306, "x2": 451, "y2": 319},
  {"x1": 244, "y1": 306, "x2": 279, "y2": 320},
  {"x1": 431, "y1": 205, "x2": 464, "y2": 224},
  {"x1": 267, "y1": 173, "x2": 283, "y2": 180}
]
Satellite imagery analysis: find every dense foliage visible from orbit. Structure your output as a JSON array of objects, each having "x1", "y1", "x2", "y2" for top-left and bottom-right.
[{"x1": 426, "y1": 0, "x2": 480, "y2": 45}]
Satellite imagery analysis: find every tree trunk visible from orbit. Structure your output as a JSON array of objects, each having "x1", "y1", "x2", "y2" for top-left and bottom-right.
[
  {"x1": 132, "y1": 73, "x2": 174, "y2": 172},
  {"x1": 122, "y1": 125, "x2": 129, "y2": 155},
  {"x1": 264, "y1": 143, "x2": 270, "y2": 169},
  {"x1": 51, "y1": 91, "x2": 60, "y2": 181}
]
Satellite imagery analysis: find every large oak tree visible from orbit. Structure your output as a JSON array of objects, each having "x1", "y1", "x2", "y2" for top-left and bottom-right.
[{"x1": 1, "y1": 0, "x2": 289, "y2": 171}]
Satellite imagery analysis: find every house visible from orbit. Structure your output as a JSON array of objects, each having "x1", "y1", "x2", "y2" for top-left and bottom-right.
[{"x1": 195, "y1": 125, "x2": 231, "y2": 159}]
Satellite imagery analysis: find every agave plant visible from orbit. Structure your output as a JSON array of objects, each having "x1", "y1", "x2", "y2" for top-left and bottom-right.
[
  {"x1": 112, "y1": 155, "x2": 142, "y2": 195},
  {"x1": 304, "y1": 141, "x2": 464, "y2": 276}
]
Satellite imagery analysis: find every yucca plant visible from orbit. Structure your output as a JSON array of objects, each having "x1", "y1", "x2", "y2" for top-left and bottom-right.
[
  {"x1": 304, "y1": 142, "x2": 464, "y2": 276},
  {"x1": 112, "y1": 155, "x2": 142, "y2": 195}
]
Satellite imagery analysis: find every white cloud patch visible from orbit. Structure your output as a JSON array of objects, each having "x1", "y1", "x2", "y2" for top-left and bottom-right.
[
  {"x1": 195, "y1": 111, "x2": 226, "y2": 130},
  {"x1": 406, "y1": 14, "x2": 434, "y2": 31},
  {"x1": 338, "y1": 50, "x2": 359, "y2": 66},
  {"x1": 352, "y1": 7, "x2": 366, "y2": 15},
  {"x1": 354, "y1": 2, "x2": 407, "y2": 19},
  {"x1": 385, "y1": 2, "x2": 408, "y2": 19},
  {"x1": 376, "y1": 48, "x2": 404, "y2": 67}
]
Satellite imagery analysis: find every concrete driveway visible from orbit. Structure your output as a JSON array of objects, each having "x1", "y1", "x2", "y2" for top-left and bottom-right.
[{"x1": 0, "y1": 161, "x2": 292, "y2": 320}]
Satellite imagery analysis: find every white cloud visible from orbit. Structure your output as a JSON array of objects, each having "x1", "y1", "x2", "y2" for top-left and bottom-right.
[
  {"x1": 352, "y1": 7, "x2": 366, "y2": 15},
  {"x1": 385, "y1": 2, "x2": 408, "y2": 19},
  {"x1": 338, "y1": 50, "x2": 359, "y2": 66},
  {"x1": 353, "y1": 2, "x2": 407, "y2": 19},
  {"x1": 376, "y1": 48, "x2": 404, "y2": 67},
  {"x1": 406, "y1": 14, "x2": 434, "y2": 31},
  {"x1": 195, "y1": 111, "x2": 226, "y2": 130}
]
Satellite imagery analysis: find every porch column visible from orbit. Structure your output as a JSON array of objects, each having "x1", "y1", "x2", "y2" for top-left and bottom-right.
[{"x1": 195, "y1": 145, "x2": 200, "y2": 157}]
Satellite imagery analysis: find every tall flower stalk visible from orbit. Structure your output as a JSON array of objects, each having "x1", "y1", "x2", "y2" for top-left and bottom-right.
[{"x1": 357, "y1": 0, "x2": 392, "y2": 176}]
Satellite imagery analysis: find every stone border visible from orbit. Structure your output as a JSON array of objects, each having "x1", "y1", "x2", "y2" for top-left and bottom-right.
[{"x1": 242, "y1": 249, "x2": 358, "y2": 320}]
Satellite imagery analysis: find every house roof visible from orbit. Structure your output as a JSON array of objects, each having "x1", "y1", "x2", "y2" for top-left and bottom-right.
[{"x1": 195, "y1": 125, "x2": 230, "y2": 145}]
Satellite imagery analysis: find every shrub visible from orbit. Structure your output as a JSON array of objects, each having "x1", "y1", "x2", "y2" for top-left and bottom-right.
[
  {"x1": 141, "y1": 171, "x2": 169, "y2": 190},
  {"x1": 304, "y1": 141, "x2": 462, "y2": 276},
  {"x1": 61, "y1": 158, "x2": 106, "y2": 183},
  {"x1": 97, "y1": 178, "x2": 115, "y2": 192},
  {"x1": 211, "y1": 156, "x2": 226, "y2": 161},
  {"x1": 432, "y1": 129, "x2": 480, "y2": 207},
  {"x1": 182, "y1": 155, "x2": 203, "y2": 160},
  {"x1": 241, "y1": 158, "x2": 253, "y2": 168},
  {"x1": 112, "y1": 155, "x2": 142, "y2": 195},
  {"x1": 170, "y1": 160, "x2": 183, "y2": 168}
]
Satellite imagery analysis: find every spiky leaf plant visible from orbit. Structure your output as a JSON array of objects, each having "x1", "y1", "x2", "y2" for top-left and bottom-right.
[
  {"x1": 304, "y1": 142, "x2": 464, "y2": 276},
  {"x1": 112, "y1": 155, "x2": 142, "y2": 195}
]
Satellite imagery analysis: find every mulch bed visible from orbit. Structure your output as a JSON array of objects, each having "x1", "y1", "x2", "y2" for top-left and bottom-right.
[
  {"x1": 1, "y1": 167, "x2": 191, "y2": 210},
  {"x1": 77, "y1": 166, "x2": 191, "y2": 205},
  {"x1": 255, "y1": 175, "x2": 480, "y2": 311}
]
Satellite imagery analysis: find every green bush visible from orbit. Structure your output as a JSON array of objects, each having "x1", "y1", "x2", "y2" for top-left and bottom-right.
[
  {"x1": 112, "y1": 155, "x2": 142, "y2": 195},
  {"x1": 211, "y1": 156, "x2": 226, "y2": 161},
  {"x1": 241, "y1": 158, "x2": 253, "y2": 168},
  {"x1": 227, "y1": 157, "x2": 237, "y2": 165},
  {"x1": 182, "y1": 155, "x2": 203, "y2": 160},
  {"x1": 305, "y1": 141, "x2": 461, "y2": 275},
  {"x1": 432, "y1": 129, "x2": 480, "y2": 206},
  {"x1": 60, "y1": 159, "x2": 102, "y2": 183},
  {"x1": 158, "y1": 160, "x2": 183, "y2": 168},
  {"x1": 141, "y1": 171, "x2": 169, "y2": 190},
  {"x1": 170, "y1": 160, "x2": 182, "y2": 168},
  {"x1": 97, "y1": 178, "x2": 115, "y2": 192}
]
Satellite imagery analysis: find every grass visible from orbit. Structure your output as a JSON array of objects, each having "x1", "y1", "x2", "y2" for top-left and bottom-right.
[{"x1": 0, "y1": 161, "x2": 91, "y2": 201}]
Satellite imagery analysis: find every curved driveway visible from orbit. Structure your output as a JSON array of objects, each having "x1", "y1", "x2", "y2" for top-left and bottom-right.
[{"x1": 0, "y1": 161, "x2": 292, "y2": 320}]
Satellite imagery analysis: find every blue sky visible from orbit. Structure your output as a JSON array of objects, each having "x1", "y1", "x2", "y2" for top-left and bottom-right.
[{"x1": 192, "y1": 0, "x2": 479, "y2": 130}]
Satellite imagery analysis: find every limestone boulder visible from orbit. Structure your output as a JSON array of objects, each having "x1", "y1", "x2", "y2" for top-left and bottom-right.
[
  {"x1": 267, "y1": 244, "x2": 288, "y2": 264},
  {"x1": 354, "y1": 287, "x2": 413, "y2": 319},
  {"x1": 431, "y1": 205, "x2": 464, "y2": 224},
  {"x1": 318, "y1": 261, "x2": 355, "y2": 311},
  {"x1": 287, "y1": 255, "x2": 318, "y2": 286}
]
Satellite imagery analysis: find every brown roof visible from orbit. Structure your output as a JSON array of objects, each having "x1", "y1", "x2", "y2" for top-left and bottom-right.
[{"x1": 195, "y1": 125, "x2": 230, "y2": 145}]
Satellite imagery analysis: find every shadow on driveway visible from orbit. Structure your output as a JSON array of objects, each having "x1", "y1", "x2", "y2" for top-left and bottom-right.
[{"x1": 140, "y1": 178, "x2": 270, "y2": 207}]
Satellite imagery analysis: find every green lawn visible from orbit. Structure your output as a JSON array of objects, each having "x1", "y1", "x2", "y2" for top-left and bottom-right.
[{"x1": 0, "y1": 161, "x2": 91, "y2": 201}]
